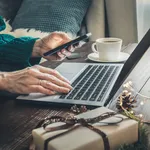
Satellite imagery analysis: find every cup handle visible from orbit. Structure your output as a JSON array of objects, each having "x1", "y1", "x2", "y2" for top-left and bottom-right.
[{"x1": 91, "y1": 43, "x2": 98, "y2": 53}]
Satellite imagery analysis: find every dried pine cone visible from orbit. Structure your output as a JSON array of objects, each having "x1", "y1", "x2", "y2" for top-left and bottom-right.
[
  {"x1": 70, "y1": 105, "x2": 88, "y2": 114},
  {"x1": 116, "y1": 90, "x2": 137, "y2": 112}
]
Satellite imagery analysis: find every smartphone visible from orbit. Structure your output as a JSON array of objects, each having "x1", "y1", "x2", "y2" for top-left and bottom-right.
[{"x1": 43, "y1": 33, "x2": 92, "y2": 56}]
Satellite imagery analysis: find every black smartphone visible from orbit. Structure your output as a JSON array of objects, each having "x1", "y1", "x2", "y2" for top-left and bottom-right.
[{"x1": 43, "y1": 33, "x2": 92, "y2": 56}]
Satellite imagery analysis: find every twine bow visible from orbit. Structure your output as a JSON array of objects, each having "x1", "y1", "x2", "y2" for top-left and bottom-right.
[{"x1": 32, "y1": 112, "x2": 123, "y2": 150}]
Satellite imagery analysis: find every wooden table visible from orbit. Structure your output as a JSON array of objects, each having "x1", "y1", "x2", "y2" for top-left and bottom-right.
[{"x1": 0, "y1": 42, "x2": 150, "y2": 150}]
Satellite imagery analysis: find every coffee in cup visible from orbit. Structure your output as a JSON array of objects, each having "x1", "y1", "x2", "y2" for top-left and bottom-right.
[{"x1": 91, "y1": 38, "x2": 122, "y2": 61}]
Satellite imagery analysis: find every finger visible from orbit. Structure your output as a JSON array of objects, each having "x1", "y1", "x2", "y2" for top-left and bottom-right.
[
  {"x1": 50, "y1": 70, "x2": 71, "y2": 84},
  {"x1": 50, "y1": 32, "x2": 71, "y2": 47},
  {"x1": 61, "y1": 49, "x2": 71, "y2": 57},
  {"x1": 40, "y1": 80, "x2": 71, "y2": 93},
  {"x1": 43, "y1": 50, "x2": 66, "y2": 61},
  {"x1": 57, "y1": 51, "x2": 66, "y2": 59},
  {"x1": 34, "y1": 65, "x2": 71, "y2": 84},
  {"x1": 67, "y1": 45, "x2": 75, "y2": 52},
  {"x1": 24, "y1": 66, "x2": 42, "y2": 79},
  {"x1": 38, "y1": 74, "x2": 72, "y2": 90},
  {"x1": 30, "y1": 85, "x2": 56, "y2": 95},
  {"x1": 43, "y1": 53, "x2": 61, "y2": 61}
]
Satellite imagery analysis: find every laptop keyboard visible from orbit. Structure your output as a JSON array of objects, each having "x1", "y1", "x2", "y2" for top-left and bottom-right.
[{"x1": 60, "y1": 65, "x2": 119, "y2": 102}]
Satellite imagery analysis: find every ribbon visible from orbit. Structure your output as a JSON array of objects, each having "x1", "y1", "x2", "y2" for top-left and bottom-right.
[{"x1": 34, "y1": 112, "x2": 123, "y2": 150}]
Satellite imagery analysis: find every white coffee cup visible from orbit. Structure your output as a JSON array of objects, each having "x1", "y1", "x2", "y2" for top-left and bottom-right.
[{"x1": 91, "y1": 37, "x2": 122, "y2": 61}]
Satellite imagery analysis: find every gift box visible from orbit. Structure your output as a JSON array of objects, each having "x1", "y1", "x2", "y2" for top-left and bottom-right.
[{"x1": 32, "y1": 107, "x2": 138, "y2": 150}]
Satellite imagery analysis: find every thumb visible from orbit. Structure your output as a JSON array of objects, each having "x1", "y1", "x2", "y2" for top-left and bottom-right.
[
  {"x1": 44, "y1": 34, "x2": 63, "y2": 49},
  {"x1": 51, "y1": 35, "x2": 64, "y2": 47}
]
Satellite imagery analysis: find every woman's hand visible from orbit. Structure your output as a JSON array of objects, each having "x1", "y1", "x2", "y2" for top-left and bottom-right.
[
  {"x1": 0, "y1": 65, "x2": 72, "y2": 95},
  {"x1": 32, "y1": 32, "x2": 74, "y2": 61}
]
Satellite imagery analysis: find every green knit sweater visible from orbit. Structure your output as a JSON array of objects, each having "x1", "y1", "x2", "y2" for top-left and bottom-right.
[{"x1": 0, "y1": 16, "x2": 40, "y2": 71}]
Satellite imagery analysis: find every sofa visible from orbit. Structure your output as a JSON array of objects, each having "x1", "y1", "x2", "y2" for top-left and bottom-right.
[
  {"x1": 86, "y1": 0, "x2": 138, "y2": 45},
  {"x1": 0, "y1": 0, "x2": 150, "y2": 45}
]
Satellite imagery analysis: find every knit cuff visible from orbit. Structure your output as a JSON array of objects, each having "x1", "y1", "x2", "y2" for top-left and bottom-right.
[
  {"x1": 0, "y1": 36, "x2": 41, "y2": 67},
  {"x1": 0, "y1": 16, "x2": 6, "y2": 31}
]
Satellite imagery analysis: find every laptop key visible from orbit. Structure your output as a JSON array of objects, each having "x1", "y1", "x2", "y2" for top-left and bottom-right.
[
  {"x1": 82, "y1": 95, "x2": 89, "y2": 100},
  {"x1": 97, "y1": 94, "x2": 104, "y2": 102},
  {"x1": 74, "y1": 91, "x2": 84, "y2": 100},
  {"x1": 89, "y1": 93, "x2": 99, "y2": 101},
  {"x1": 67, "y1": 94, "x2": 74, "y2": 99},
  {"x1": 60, "y1": 94, "x2": 67, "y2": 99},
  {"x1": 82, "y1": 90, "x2": 92, "y2": 100}
]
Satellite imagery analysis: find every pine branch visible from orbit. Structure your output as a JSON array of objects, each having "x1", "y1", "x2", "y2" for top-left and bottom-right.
[
  {"x1": 116, "y1": 89, "x2": 149, "y2": 150},
  {"x1": 117, "y1": 125, "x2": 149, "y2": 150}
]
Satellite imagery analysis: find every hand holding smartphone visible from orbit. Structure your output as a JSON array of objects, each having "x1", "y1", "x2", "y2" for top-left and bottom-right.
[{"x1": 43, "y1": 33, "x2": 92, "y2": 56}]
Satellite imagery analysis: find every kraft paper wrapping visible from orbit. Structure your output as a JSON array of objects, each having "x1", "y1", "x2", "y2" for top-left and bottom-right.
[{"x1": 32, "y1": 107, "x2": 138, "y2": 150}]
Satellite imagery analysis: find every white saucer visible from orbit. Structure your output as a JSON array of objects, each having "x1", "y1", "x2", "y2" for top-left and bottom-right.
[{"x1": 87, "y1": 52, "x2": 130, "y2": 63}]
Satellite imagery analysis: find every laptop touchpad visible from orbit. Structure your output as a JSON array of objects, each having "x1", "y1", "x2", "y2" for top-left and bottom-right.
[{"x1": 55, "y1": 63, "x2": 87, "y2": 81}]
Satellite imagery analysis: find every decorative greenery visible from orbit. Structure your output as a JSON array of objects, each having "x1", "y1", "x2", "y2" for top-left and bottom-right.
[
  {"x1": 116, "y1": 90, "x2": 149, "y2": 150},
  {"x1": 118, "y1": 125, "x2": 149, "y2": 150}
]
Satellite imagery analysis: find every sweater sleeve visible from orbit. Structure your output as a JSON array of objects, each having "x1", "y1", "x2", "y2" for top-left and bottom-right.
[{"x1": 0, "y1": 34, "x2": 41, "y2": 71}]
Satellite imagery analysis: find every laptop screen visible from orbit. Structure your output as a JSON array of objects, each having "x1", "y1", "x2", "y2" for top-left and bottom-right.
[{"x1": 105, "y1": 29, "x2": 150, "y2": 105}]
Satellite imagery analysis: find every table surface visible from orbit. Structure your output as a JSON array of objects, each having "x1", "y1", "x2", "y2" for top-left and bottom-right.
[{"x1": 1, "y1": 42, "x2": 150, "y2": 150}]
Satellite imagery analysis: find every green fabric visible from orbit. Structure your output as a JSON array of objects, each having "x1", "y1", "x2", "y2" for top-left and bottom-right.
[
  {"x1": 0, "y1": 16, "x2": 41, "y2": 71},
  {"x1": 0, "y1": 16, "x2": 6, "y2": 31}
]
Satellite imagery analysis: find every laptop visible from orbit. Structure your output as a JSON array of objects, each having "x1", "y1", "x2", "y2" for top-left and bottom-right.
[{"x1": 17, "y1": 29, "x2": 150, "y2": 107}]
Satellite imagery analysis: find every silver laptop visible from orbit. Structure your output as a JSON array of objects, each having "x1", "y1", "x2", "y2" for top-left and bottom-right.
[{"x1": 17, "y1": 29, "x2": 150, "y2": 107}]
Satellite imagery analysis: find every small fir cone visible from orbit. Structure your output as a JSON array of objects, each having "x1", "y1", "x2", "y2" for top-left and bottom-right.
[
  {"x1": 70, "y1": 105, "x2": 88, "y2": 114},
  {"x1": 116, "y1": 90, "x2": 137, "y2": 112}
]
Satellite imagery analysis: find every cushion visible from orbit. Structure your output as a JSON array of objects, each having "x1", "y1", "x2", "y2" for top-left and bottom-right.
[
  {"x1": 12, "y1": 0, "x2": 91, "y2": 38},
  {"x1": 0, "y1": 0, "x2": 23, "y2": 23}
]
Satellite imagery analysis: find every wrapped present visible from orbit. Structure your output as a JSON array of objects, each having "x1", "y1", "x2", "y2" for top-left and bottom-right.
[{"x1": 32, "y1": 107, "x2": 138, "y2": 150}]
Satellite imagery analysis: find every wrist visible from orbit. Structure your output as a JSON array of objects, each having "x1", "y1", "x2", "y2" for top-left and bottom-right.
[
  {"x1": 32, "y1": 39, "x2": 42, "y2": 57},
  {"x1": 0, "y1": 72, "x2": 8, "y2": 91}
]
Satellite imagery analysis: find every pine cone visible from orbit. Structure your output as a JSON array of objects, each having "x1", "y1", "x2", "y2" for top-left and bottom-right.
[{"x1": 116, "y1": 90, "x2": 137, "y2": 112}]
